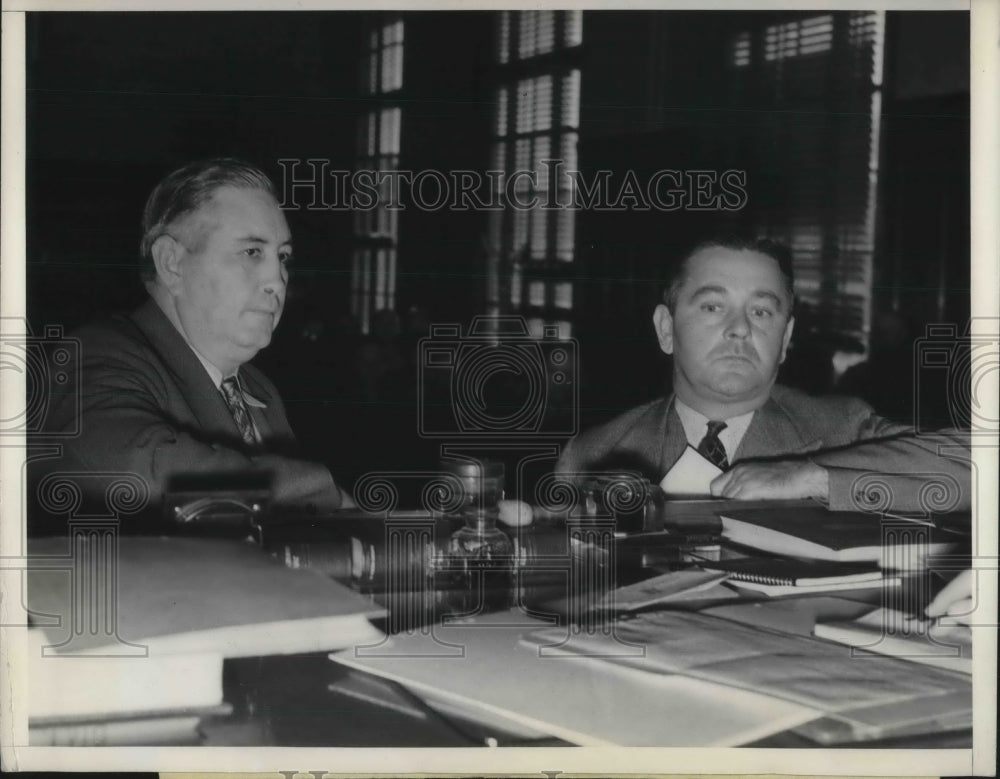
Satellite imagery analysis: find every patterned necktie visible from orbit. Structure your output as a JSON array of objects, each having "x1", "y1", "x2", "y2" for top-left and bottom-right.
[
  {"x1": 697, "y1": 420, "x2": 729, "y2": 470},
  {"x1": 220, "y1": 376, "x2": 260, "y2": 447}
]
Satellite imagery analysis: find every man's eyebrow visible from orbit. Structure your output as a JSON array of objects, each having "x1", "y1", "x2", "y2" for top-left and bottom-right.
[
  {"x1": 236, "y1": 235, "x2": 293, "y2": 247},
  {"x1": 685, "y1": 285, "x2": 788, "y2": 310},
  {"x1": 686, "y1": 284, "x2": 728, "y2": 300},
  {"x1": 751, "y1": 289, "x2": 786, "y2": 309}
]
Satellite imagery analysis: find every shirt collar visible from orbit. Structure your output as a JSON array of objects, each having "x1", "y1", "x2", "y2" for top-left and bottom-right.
[
  {"x1": 673, "y1": 396, "x2": 755, "y2": 456},
  {"x1": 183, "y1": 337, "x2": 268, "y2": 409}
]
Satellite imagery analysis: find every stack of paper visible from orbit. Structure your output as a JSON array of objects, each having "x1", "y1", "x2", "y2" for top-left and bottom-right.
[
  {"x1": 27, "y1": 535, "x2": 384, "y2": 744},
  {"x1": 330, "y1": 608, "x2": 817, "y2": 746},
  {"x1": 814, "y1": 607, "x2": 972, "y2": 675},
  {"x1": 524, "y1": 609, "x2": 971, "y2": 744},
  {"x1": 718, "y1": 507, "x2": 960, "y2": 566}
]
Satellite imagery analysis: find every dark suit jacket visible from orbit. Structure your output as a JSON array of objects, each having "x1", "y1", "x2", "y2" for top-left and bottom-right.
[
  {"x1": 556, "y1": 385, "x2": 971, "y2": 512},
  {"x1": 39, "y1": 299, "x2": 342, "y2": 516}
]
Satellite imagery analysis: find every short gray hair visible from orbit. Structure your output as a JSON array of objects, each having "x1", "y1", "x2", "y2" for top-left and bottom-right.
[{"x1": 139, "y1": 158, "x2": 278, "y2": 282}]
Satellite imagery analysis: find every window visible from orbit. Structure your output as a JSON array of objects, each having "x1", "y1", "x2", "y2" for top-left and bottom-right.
[
  {"x1": 488, "y1": 10, "x2": 582, "y2": 340},
  {"x1": 764, "y1": 14, "x2": 834, "y2": 62},
  {"x1": 729, "y1": 11, "x2": 885, "y2": 348},
  {"x1": 352, "y1": 16, "x2": 404, "y2": 334}
]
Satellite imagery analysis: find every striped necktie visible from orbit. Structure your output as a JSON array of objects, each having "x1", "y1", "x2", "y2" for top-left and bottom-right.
[
  {"x1": 220, "y1": 376, "x2": 260, "y2": 447},
  {"x1": 697, "y1": 420, "x2": 729, "y2": 470}
]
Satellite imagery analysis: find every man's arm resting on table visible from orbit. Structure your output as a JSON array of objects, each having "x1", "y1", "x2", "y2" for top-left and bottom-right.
[
  {"x1": 711, "y1": 460, "x2": 829, "y2": 502},
  {"x1": 710, "y1": 428, "x2": 971, "y2": 511},
  {"x1": 50, "y1": 367, "x2": 350, "y2": 513},
  {"x1": 65, "y1": 421, "x2": 351, "y2": 513}
]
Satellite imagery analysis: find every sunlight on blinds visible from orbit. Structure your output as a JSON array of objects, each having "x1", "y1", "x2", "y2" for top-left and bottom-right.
[
  {"x1": 519, "y1": 11, "x2": 556, "y2": 59},
  {"x1": 491, "y1": 10, "x2": 583, "y2": 339},
  {"x1": 515, "y1": 76, "x2": 554, "y2": 133},
  {"x1": 765, "y1": 15, "x2": 833, "y2": 61},
  {"x1": 733, "y1": 32, "x2": 751, "y2": 67},
  {"x1": 532, "y1": 136, "x2": 551, "y2": 180},
  {"x1": 353, "y1": 16, "x2": 404, "y2": 334},
  {"x1": 498, "y1": 12, "x2": 511, "y2": 64},
  {"x1": 553, "y1": 281, "x2": 573, "y2": 309},
  {"x1": 559, "y1": 132, "x2": 578, "y2": 174},
  {"x1": 370, "y1": 247, "x2": 397, "y2": 313},
  {"x1": 379, "y1": 107, "x2": 401, "y2": 154},
  {"x1": 563, "y1": 11, "x2": 583, "y2": 48},
  {"x1": 515, "y1": 78, "x2": 534, "y2": 134},
  {"x1": 561, "y1": 70, "x2": 581, "y2": 128},
  {"x1": 743, "y1": 10, "x2": 885, "y2": 346},
  {"x1": 556, "y1": 208, "x2": 575, "y2": 263},
  {"x1": 528, "y1": 280, "x2": 546, "y2": 307},
  {"x1": 496, "y1": 87, "x2": 508, "y2": 137},
  {"x1": 375, "y1": 249, "x2": 387, "y2": 310},
  {"x1": 510, "y1": 262, "x2": 522, "y2": 307}
]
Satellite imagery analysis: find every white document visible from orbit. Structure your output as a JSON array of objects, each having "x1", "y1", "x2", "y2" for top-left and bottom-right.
[{"x1": 659, "y1": 445, "x2": 723, "y2": 496}]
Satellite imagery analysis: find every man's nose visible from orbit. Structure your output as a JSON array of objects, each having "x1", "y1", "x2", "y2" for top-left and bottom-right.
[
  {"x1": 724, "y1": 309, "x2": 751, "y2": 337},
  {"x1": 261, "y1": 254, "x2": 287, "y2": 298}
]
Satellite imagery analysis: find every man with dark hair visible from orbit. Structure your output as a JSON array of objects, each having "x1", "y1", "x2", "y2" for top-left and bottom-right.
[
  {"x1": 557, "y1": 238, "x2": 970, "y2": 512},
  {"x1": 42, "y1": 158, "x2": 352, "y2": 515}
]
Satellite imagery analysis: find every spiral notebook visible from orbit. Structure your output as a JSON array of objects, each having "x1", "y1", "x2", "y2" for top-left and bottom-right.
[{"x1": 700, "y1": 558, "x2": 898, "y2": 596}]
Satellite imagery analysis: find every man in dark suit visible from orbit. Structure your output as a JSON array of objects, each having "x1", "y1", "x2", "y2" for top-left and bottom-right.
[
  {"x1": 556, "y1": 238, "x2": 970, "y2": 513},
  {"x1": 42, "y1": 158, "x2": 352, "y2": 514}
]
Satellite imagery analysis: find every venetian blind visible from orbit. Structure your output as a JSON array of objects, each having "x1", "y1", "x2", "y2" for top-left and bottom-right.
[
  {"x1": 488, "y1": 10, "x2": 582, "y2": 341},
  {"x1": 352, "y1": 16, "x2": 405, "y2": 333},
  {"x1": 731, "y1": 11, "x2": 885, "y2": 347}
]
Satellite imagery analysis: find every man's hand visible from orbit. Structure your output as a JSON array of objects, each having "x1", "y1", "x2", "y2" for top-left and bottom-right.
[
  {"x1": 710, "y1": 460, "x2": 829, "y2": 502},
  {"x1": 926, "y1": 569, "x2": 974, "y2": 626},
  {"x1": 255, "y1": 454, "x2": 348, "y2": 511}
]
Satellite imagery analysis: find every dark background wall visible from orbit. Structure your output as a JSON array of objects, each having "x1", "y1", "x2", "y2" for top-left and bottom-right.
[
  {"x1": 27, "y1": 12, "x2": 362, "y2": 332},
  {"x1": 878, "y1": 12, "x2": 970, "y2": 330}
]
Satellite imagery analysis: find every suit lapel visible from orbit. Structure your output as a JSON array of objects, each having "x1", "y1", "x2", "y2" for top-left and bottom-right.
[
  {"x1": 657, "y1": 397, "x2": 688, "y2": 476},
  {"x1": 239, "y1": 367, "x2": 281, "y2": 442},
  {"x1": 130, "y1": 300, "x2": 245, "y2": 443},
  {"x1": 733, "y1": 395, "x2": 820, "y2": 461},
  {"x1": 602, "y1": 396, "x2": 688, "y2": 480}
]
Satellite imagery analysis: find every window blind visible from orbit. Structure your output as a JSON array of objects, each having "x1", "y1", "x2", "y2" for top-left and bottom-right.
[
  {"x1": 489, "y1": 10, "x2": 582, "y2": 339},
  {"x1": 730, "y1": 11, "x2": 885, "y2": 348},
  {"x1": 352, "y1": 16, "x2": 404, "y2": 333}
]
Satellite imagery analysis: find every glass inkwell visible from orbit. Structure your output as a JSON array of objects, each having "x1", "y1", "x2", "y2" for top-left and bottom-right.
[
  {"x1": 439, "y1": 460, "x2": 514, "y2": 608},
  {"x1": 443, "y1": 460, "x2": 513, "y2": 561}
]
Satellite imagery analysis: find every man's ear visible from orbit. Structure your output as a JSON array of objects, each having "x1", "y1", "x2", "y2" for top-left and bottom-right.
[
  {"x1": 150, "y1": 234, "x2": 185, "y2": 292},
  {"x1": 653, "y1": 304, "x2": 675, "y2": 355},
  {"x1": 779, "y1": 315, "x2": 795, "y2": 363}
]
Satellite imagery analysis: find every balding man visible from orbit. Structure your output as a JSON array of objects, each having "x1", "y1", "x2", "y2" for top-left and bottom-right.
[{"x1": 43, "y1": 158, "x2": 351, "y2": 516}]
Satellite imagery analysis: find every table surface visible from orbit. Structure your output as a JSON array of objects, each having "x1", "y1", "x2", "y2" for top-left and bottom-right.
[{"x1": 198, "y1": 518, "x2": 973, "y2": 749}]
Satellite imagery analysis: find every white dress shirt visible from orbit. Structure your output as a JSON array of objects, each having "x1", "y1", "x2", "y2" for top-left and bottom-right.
[{"x1": 673, "y1": 397, "x2": 755, "y2": 463}]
